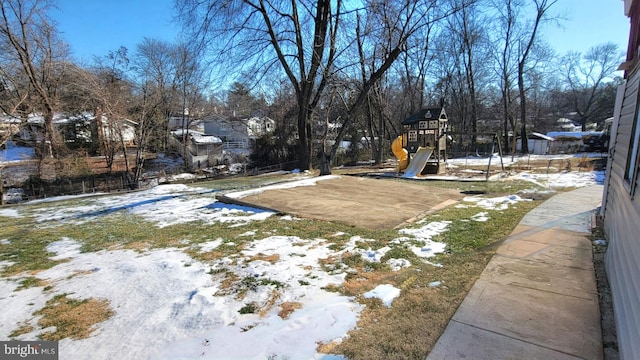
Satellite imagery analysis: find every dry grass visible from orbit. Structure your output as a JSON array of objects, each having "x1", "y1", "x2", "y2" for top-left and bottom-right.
[
  {"x1": 9, "y1": 321, "x2": 34, "y2": 338},
  {"x1": 35, "y1": 294, "x2": 114, "y2": 341},
  {"x1": 193, "y1": 250, "x2": 225, "y2": 262},
  {"x1": 326, "y1": 198, "x2": 540, "y2": 359},
  {"x1": 217, "y1": 272, "x2": 240, "y2": 294},
  {"x1": 507, "y1": 156, "x2": 603, "y2": 173},
  {"x1": 333, "y1": 252, "x2": 494, "y2": 360},
  {"x1": 342, "y1": 268, "x2": 399, "y2": 296},
  {"x1": 278, "y1": 302, "x2": 302, "y2": 319},
  {"x1": 258, "y1": 290, "x2": 281, "y2": 317},
  {"x1": 248, "y1": 253, "x2": 280, "y2": 263},
  {"x1": 122, "y1": 241, "x2": 150, "y2": 251}
]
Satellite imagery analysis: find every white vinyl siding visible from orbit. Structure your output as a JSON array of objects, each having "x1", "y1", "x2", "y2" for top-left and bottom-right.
[{"x1": 603, "y1": 68, "x2": 640, "y2": 360}]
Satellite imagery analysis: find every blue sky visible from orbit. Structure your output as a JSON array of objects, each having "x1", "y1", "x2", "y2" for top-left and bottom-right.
[
  {"x1": 53, "y1": 0, "x2": 630, "y2": 64},
  {"x1": 53, "y1": 0, "x2": 180, "y2": 63}
]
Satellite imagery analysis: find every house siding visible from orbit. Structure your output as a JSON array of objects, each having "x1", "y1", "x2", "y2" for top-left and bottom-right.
[{"x1": 603, "y1": 66, "x2": 640, "y2": 360}]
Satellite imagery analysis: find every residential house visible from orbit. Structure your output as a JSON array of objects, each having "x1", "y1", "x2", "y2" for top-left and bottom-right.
[
  {"x1": 203, "y1": 115, "x2": 275, "y2": 151},
  {"x1": 170, "y1": 129, "x2": 224, "y2": 170},
  {"x1": 556, "y1": 117, "x2": 582, "y2": 132},
  {"x1": 18, "y1": 112, "x2": 137, "y2": 147},
  {"x1": 599, "y1": 1, "x2": 640, "y2": 358}
]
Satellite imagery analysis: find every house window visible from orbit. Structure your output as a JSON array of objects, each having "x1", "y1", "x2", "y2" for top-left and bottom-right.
[
  {"x1": 624, "y1": 100, "x2": 640, "y2": 196},
  {"x1": 419, "y1": 121, "x2": 428, "y2": 129},
  {"x1": 408, "y1": 131, "x2": 417, "y2": 142}
]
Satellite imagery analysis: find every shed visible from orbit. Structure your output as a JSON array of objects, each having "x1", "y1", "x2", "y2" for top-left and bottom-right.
[
  {"x1": 516, "y1": 132, "x2": 553, "y2": 155},
  {"x1": 170, "y1": 129, "x2": 224, "y2": 170}
]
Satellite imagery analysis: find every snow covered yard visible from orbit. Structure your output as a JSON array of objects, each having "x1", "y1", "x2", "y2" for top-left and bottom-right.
[{"x1": 0, "y1": 169, "x2": 603, "y2": 359}]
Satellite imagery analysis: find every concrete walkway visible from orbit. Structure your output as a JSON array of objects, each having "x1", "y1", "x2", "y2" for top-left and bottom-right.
[{"x1": 427, "y1": 185, "x2": 605, "y2": 360}]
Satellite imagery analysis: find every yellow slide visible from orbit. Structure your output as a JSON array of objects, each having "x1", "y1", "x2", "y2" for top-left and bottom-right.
[{"x1": 391, "y1": 136, "x2": 409, "y2": 171}]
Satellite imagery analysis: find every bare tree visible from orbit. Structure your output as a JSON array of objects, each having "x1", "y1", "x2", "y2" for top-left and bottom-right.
[
  {"x1": 561, "y1": 42, "x2": 623, "y2": 131},
  {"x1": 321, "y1": 0, "x2": 471, "y2": 174},
  {"x1": 177, "y1": 0, "x2": 469, "y2": 172},
  {"x1": 446, "y1": 0, "x2": 489, "y2": 146},
  {"x1": 516, "y1": 0, "x2": 557, "y2": 153},
  {"x1": 177, "y1": 0, "x2": 342, "y2": 171},
  {"x1": 173, "y1": 42, "x2": 211, "y2": 168},
  {"x1": 490, "y1": 0, "x2": 518, "y2": 152},
  {"x1": 84, "y1": 47, "x2": 135, "y2": 175},
  {"x1": 0, "y1": 0, "x2": 70, "y2": 157}
]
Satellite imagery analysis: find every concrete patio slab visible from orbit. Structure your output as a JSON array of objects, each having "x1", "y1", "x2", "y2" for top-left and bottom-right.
[
  {"x1": 428, "y1": 321, "x2": 584, "y2": 360},
  {"x1": 451, "y1": 280, "x2": 602, "y2": 359},
  {"x1": 481, "y1": 256, "x2": 598, "y2": 300},
  {"x1": 427, "y1": 185, "x2": 604, "y2": 360}
]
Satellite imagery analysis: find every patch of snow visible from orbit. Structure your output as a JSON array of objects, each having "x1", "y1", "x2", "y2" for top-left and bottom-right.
[
  {"x1": 225, "y1": 175, "x2": 338, "y2": 199},
  {"x1": 169, "y1": 173, "x2": 198, "y2": 180},
  {"x1": 364, "y1": 284, "x2": 400, "y2": 307},
  {"x1": 398, "y1": 221, "x2": 450, "y2": 259},
  {"x1": 387, "y1": 258, "x2": 411, "y2": 271},
  {"x1": 0, "y1": 209, "x2": 20, "y2": 218},
  {"x1": 401, "y1": 221, "x2": 450, "y2": 239},
  {"x1": 428, "y1": 281, "x2": 442, "y2": 287},
  {"x1": 4, "y1": 237, "x2": 362, "y2": 360},
  {"x1": 471, "y1": 212, "x2": 490, "y2": 222},
  {"x1": 279, "y1": 215, "x2": 298, "y2": 221},
  {"x1": 198, "y1": 239, "x2": 223, "y2": 253},
  {"x1": 357, "y1": 246, "x2": 391, "y2": 263},
  {"x1": 28, "y1": 185, "x2": 274, "y2": 228},
  {"x1": 46, "y1": 238, "x2": 82, "y2": 260},
  {"x1": 593, "y1": 239, "x2": 607, "y2": 246},
  {"x1": 0, "y1": 260, "x2": 14, "y2": 272},
  {"x1": 512, "y1": 170, "x2": 604, "y2": 188},
  {"x1": 462, "y1": 195, "x2": 529, "y2": 211},
  {"x1": 0, "y1": 239, "x2": 9, "y2": 245}
]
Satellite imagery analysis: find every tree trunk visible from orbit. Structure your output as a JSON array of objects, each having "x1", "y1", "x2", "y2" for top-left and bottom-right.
[
  {"x1": 319, "y1": 152, "x2": 331, "y2": 175},
  {"x1": 518, "y1": 64, "x2": 529, "y2": 153}
]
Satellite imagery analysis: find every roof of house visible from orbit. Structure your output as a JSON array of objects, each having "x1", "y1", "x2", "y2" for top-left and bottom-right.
[
  {"x1": 173, "y1": 129, "x2": 222, "y2": 144},
  {"x1": 401, "y1": 108, "x2": 446, "y2": 125},
  {"x1": 19, "y1": 112, "x2": 138, "y2": 126},
  {"x1": 546, "y1": 131, "x2": 602, "y2": 139},
  {"x1": 529, "y1": 132, "x2": 555, "y2": 141}
]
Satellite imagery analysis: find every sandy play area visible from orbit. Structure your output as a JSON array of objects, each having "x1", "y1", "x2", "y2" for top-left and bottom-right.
[{"x1": 220, "y1": 175, "x2": 464, "y2": 229}]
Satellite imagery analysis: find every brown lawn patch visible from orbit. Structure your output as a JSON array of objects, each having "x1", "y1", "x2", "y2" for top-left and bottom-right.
[
  {"x1": 248, "y1": 253, "x2": 280, "y2": 263},
  {"x1": 342, "y1": 269, "x2": 399, "y2": 296},
  {"x1": 35, "y1": 294, "x2": 114, "y2": 341},
  {"x1": 278, "y1": 301, "x2": 302, "y2": 319},
  {"x1": 124, "y1": 241, "x2": 150, "y2": 251},
  {"x1": 217, "y1": 272, "x2": 239, "y2": 294},
  {"x1": 258, "y1": 290, "x2": 281, "y2": 317},
  {"x1": 194, "y1": 250, "x2": 225, "y2": 262},
  {"x1": 332, "y1": 252, "x2": 494, "y2": 359},
  {"x1": 9, "y1": 321, "x2": 34, "y2": 338}
]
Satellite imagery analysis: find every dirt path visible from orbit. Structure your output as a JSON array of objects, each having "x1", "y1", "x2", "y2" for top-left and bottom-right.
[{"x1": 226, "y1": 175, "x2": 464, "y2": 229}]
